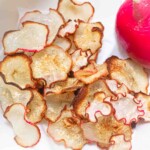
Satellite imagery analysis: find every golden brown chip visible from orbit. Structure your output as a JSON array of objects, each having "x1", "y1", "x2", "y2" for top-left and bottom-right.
[
  {"x1": 45, "y1": 92, "x2": 75, "y2": 122},
  {"x1": 0, "y1": 54, "x2": 35, "y2": 89},
  {"x1": 47, "y1": 109, "x2": 87, "y2": 149},
  {"x1": 67, "y1": 35, "x2": 77, "y2": 54},
  {"x1": 74, "y1": 22, "x2": 104, "y2": 54},
  {"x1": 81, "y1": 115, "x2": 132, "y2": 148},
  {"x1": 31, "y1": 46, "x2": 72, "y2": 87},
  {"x1": 26, "y1": 90, "x2": 46, "y2": 124},
  {"x1": 57, "y1": 0, "x2": 94, "y2": 22},
  {"x1": 106, "y1": 56, "x2": 149, "y2": 93}
]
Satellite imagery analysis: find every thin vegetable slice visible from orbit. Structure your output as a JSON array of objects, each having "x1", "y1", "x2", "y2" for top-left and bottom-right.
[
  {"x1": 44, "y1": 78, "x2": 83, "y2": 95},
  {"x1": 59, "y1": 20, "x2": 79, "y2": 37},
  {"x1": 0, "y1": 74, "x2": 32, "y2": 111},
  {"x1": 71, "y1": 49, "x2": 92, "y2": 72},
  {"x1": 81, "y1": 115, "x2": 132, "y2": 149},
  {"x1": 26, "y1": 90, "x2": 46, "y2": 124},
  {"x1": 45, "y1": 92, "x2": 75, "y2": 122},
  {"x1": 74, "y1": 80, "x2": 115, "y2": 118},
  {"x1": 4, "y1": 104, "x2": 41, "y2": 147},
  {"x1": 47, "y1": 110, "x2": 86, "y2": 149},
  {"x1": 3, "y1": 22, "x2": 48, "y2": 54},
  {"x1": 20, "y1": 9, "x2": 64, "y2": 45},
  {"x1": 106, "y1": 56, "x2": 149, "y2": 93},
  {"x1": 109, "y1": 135, "x2": 132, "y2": 150},
  {"x1": 106, "y1": 94, "x2": 144, "y2": 125},
  {"x1": 74, "y1": 62, "x2": 108, "y2": 84},
  {"x1": 0, "y1": 54, "x2": 35, "y2": 89},
  {"x1": 52, "y1": 36, "x2": 71, "y2": 51},
  {"x1": 57, "y1": 0, "x2": 94, "y2": 22},
  {"x1": 86, "y1": 92, "x2": 112, "y2": 122},
  {"x1": 74, "y1": 22, "x2": 104, "y2": 54},
  {"x1": 31, "y1": 46, "x2": 72, "y2": 87}
]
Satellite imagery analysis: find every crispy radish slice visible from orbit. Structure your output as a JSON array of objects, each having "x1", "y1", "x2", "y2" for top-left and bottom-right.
[
  {"x1": 74, "y1": 22, "x2": 104, "y2": 54},
  {"x1": 26, "y1": 90, "x2": 46, "y2": 124},
  {"x1": 44, "y1": 78, "x2": 83, "y2": 95},
  {"x1": 3, "y1": 22, "x2": 48, "y2": 54},
  {"x1": 109, "y1": 135, "x2": 132, "y2": 150},
  {"x1": 59, "y1": 20, "x2": 79, "y2": 37},
  {"x1": 88, "y1": 51, "x2": 99, "y2": 62},
  {"x1": 47, "y1": 110, "x2": 86, "y2": 149},
  {"x1": 20, "y1": 9, "x2": 64, "y2": 45},
  {"x1": 57, "y1": 0, "x2": 94, "y2": 22},
  {"x1": 0, "y1": 74, "x2": 32, "y2": 111},
  {"x1": 136, "y1": 93, "x2": 150, "y2": 121},
  {"x1": 106, "y1": 80, "x2": 129, "y2": 95},
  {"x1": 106, "y1": 94, "x2": 144, "y2": 125},
  {"x1": 45, "y1": 92, "x2": 75, "y2": 122},
  {"x1": 74, "y1": 63, "x2": 108, "y2": 84},
  {"x1": 24, "y1": 51, "x2": 35, "y2": 57},
  {"x1": 81, "y1": 115, "x2": 132, "y2": 148},
  {"x1": 106, "y1": 56, "x2": 148, "y2": 93},
  {"x1": 4, "y1": 104, "x2": 41, "y2": 147},
  {"x1": 31, "y1": 46, "x2": 72, "y2": 87},
  {"x1": 0, "y1": 55, "x2": 35, "y2": 89},
  {"x1": 71, "y1": 49, "x2": 92, "y2": 72},
  {"x1": 74, "y1": 80, "x2": 115, "y2": 118},
  {"x1": 67, "y1": 35, "x2": 77, "y2": 54},
  {"x1": 52, "y1": 36, "x2": 71, "y2": 51},
  {"x1": 86, "y1": 92, "x2": 112, "y2": 122}
]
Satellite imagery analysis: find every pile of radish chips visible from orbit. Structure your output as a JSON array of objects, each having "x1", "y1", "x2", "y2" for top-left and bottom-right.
[{"x1": 0, "y1": 0, "x2": 150, "y2": 149}]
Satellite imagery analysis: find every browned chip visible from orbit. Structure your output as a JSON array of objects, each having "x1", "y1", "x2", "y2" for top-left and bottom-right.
[
  {"x1": 81, "y1": 115, "x2": 132, "y2": 148},
  {"x1": 0, "y1": 54, "x2": 35, "y2": 89},
  {"x1": 67, "y1": 35, "x2": 77, "y2": 54},
  {"x1": 47, "y1": 109, "x2": 87, "y2": 149},
  {"x1": 74, "y1": 22, "x2": 104, "y2": 54},
  {"x1": 45, "y1": 92, "x2": 75, "y2": 122},
  {"x1": 57, "y1": 0, "x2": 94, "y2": 22},
  {"x1": 26, "y1": 90, "x2": 46, "y2": 124},
  {"x1": 106, "y1": 56, "x2": 149, "y2": 93},
  {"x1": 31, "y1": 46, "x2": 72, "y2": 87}
]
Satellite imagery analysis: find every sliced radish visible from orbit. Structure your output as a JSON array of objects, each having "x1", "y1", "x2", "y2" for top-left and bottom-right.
[
  {"x1": 3, "y1": 22, "x2": 48, "y2": 54},
  {"x1": 4, "y1": 104, "x2": 41, "y2": 147},
  {"x1": 67, "y1": 35, "x2": 77, "y2": 54}
]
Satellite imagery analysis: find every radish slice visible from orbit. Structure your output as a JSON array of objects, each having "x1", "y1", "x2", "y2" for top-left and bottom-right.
[
  {"x1": 20, "y1": 9, "x2": 64, "y2": 45},
  {"x1": 3, "y1": 22, "x2": 48, "y2": 54},
  {"x1": 81, "y1": 115, "x2": 132, "y2": 149},
  {"x1": 47, "y1": 110, "x2": 86, "y2": 149},
  {"x1": 67, "y1": 35, "x2": 77, "y2": 54},
  {"x1": 106, "y1": 56, "x2": 149, "y2": 93},
  {"x1": 31, "y1": 46, "x2": 72, "y2": 87},
  {"x1": 0, "y1": 54, "x2": 35, "y2": 89},
  {"x1": 57, "y1": 0, "x2": 94, "y2": 22},
  {"x1": 4, "y1": 104, "x2": 41, "y2": 148}
]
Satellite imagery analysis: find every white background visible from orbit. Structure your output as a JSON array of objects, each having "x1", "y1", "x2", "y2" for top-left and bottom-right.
[{"x1": 0, "y1": 0, "x2": 150, "y2": 150}]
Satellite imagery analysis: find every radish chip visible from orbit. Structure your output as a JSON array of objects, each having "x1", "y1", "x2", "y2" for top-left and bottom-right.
[
  {"x1": 67, "y1": 35, "x2": 77, "y2": 54},
  {"x1": 31, "y1": 46, "x2": 72, "y2": 87},
  {"x1": 106, "y1": 94, "x2": 144, "y2": 125},
  {"x1": 74, "y1": 22, "x2": 104, "y2": 54},
  {"x1": 4, "y1": 104, "x2": 41, "y2": 147},
  {"x1": 81, "y1": 115, "x2": 132, "y2": 148},
  {"x1": 52, "y1": 36, "x2": 71, "y2": 51},
  {"x1": 109, "y1": 135, "x2": 131, "y2": 150},
  {"x1": 59, "y1": 20, "x2": 79, "y2": 37},
  {"x1": 0, "y1": 75, "x2": 32, "y2": 111},
  {"x1": 20, "y1": 9, "x2": 64, "y2": 45},
  {"x1": 106, "y1": 56, "x2": 148, "y2": 93},
  {"x1": 26, "y1": 90, "x2": 46, "y2": 124},
  {"x1": 71, "y1": 49, "x2": 92, "y2": 72},
  {"x1": 57, "y1": 0, "x2": 94, "y2": 22},
  {"x1": 0, "y1": 55, "x2": 35, "y2": 89},
  {"x1": 44, "y1": 78, "x2": 83, "y2": 94},
  {"x1": 86, "y1": 92, "x2": 112, "y2": 122},
  {"x1": 3, "y1": 22, "x2": 48, "y2": 54},
  {"x1": 45, "y1": 92, "x2": 75, "y2": 122},
  {"x1": 47, "y1": 110, "x2": 86, "y2": 149},
  {"x1": 74, "y1": 63, "x2": 108, "y2": 84}
]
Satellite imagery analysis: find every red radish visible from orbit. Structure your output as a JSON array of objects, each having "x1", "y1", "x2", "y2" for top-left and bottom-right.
[{"x1": 116, "y1": 0, "x2": 150, "y2": 68}]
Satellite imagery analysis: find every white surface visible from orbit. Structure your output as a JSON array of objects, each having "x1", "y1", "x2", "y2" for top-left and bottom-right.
[{"x1": 0, "y1": 0, "x2": 150, "y2": 150}]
